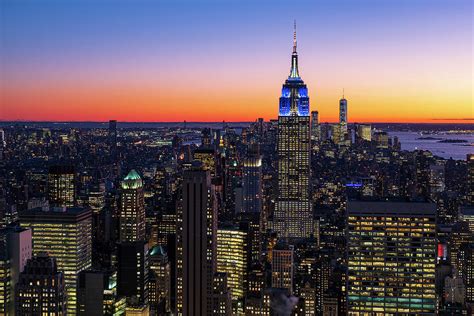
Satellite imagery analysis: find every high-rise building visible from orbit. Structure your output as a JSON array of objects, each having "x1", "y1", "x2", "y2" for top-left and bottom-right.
[
  {"x1": 15, "y1": 253, "x2": 66, "y2": 315},
  {"x1": 339, "y1": 93, "x2": 348, "y2": 142},
  {"x1": 271, "y1": 244, "x2": 294, "y2": 294},
  {"x1": 0, "y1": 226, "x2": 32, "y2": 315},
  {"x1": 459, "y1": 243, "x2": 474, "y2": 304},
  {"x1": 242, "y1": 153, "x2": 262, "y2": 214},
  {"x1": 149, "y1": 245, "x2": 171, "y2": 313},
  {"x1": 77, "y1": 270, "x2": 126, "y2": 316},
  {"x1": 460, "y1": 206, "x2": 474, "y2": 233},
  {"x1": 201, "y1": 128, "x2": 212, "y2": 149},
  {"x1": 108, "y1": 120, "x2": 117, "y2": 149},
  {"x1": 48, "y1": 165, "x2": 75, "y2": 207},
  {"x1": 274, "y1": 23, "x2": 313, "y2": 239},
  {"x1": 212, "y1": 272, "x2": 232, "y2": 316},
  {"x1": 0, "y1": 250, "x2": 10, "y2": 316},
  {"x1": 0, "y1": 129, "x2": 5, "y2": 148},
  {"x1": 449, "y1": 221, "x2": 473, "y2": 277},
  {"x1": 176, "y1": 169, "x2": 217, "y2": 315},
  {"x1": 120, "y1": 170, "x2": 146, "y2": 242},
  {"x1": 311, "y1": 110, "x2": 320, "y2": 142},
  {"x1": 216, "y1": 228, "x2": 248, "y2": 304},
  {"x1": 346, "y1": 201, "x2": 437, "y2": 314},
  {"x1": 19, "y1": 206, "x2": 92, "y2": 314},
  {"x1": 468, "y1": 154, "x2": 474, "y2": 205},
  {"x1": 356, "y1": 124, "x2": 371, "y2": 143},
  {"x1": 117, "y1": 241, "x2": 149, "y2": 304},
  {"x1": 193, "y1": 148, "x2": 216, "y2": 176}
]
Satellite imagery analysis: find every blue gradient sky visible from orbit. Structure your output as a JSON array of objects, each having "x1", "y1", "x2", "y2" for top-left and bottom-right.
[{"x1": 1, "y1": 0, "x2": 472, "y2": 122}]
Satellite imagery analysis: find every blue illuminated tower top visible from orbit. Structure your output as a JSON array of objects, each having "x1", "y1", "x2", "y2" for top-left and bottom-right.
[{"x1": 279, "y1": 21, "x2": 310, "y2": 117}]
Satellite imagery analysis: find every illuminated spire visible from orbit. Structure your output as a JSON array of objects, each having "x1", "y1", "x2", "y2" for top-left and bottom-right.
[
  {"x1": 293, "y1": 20, "x2": 297, "y2": 53},
  {"x1": 289, "y1": 20, "x2": 300, "y2": 78}
]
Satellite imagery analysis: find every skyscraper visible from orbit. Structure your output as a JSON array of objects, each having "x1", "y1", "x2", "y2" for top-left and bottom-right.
[
  {"x1": 311, "y1": 110, "x2": 320, "y2": 142},
  {"x1": 468, "y1": 154, "x2": 474, "y2": 205},
  {"x1": 216, "y1": 228, "x2": 248, "y2": 304},
  {"x1": 176, "y1": 169, "x2": 217, "y2": 315},
  {"x1": 108, "y1": 120, "x2": 117, "y2": 149},
  {"x1": 339, "y1": 92, "x2": 348, "y2": 141},
  {"x1": 274, "y1": 23, "x2": 313, "y2": 239},
  {"x1": 242, "y1": 149, "x2": 262, "y2": 214},
  {"x1": 19, "y1": 206, "x2": 92, "y2": 314},
  {"x1": 117, "y1": 241, "x2": 149, "y2": 304},
  {"x1": 346, "y1": 201, "x2": 437, "y2": 314},
  {"x1": 120, "y1": 170, "x2": 146, "y2": 242},
  {"x1": 0, "y1": 226, "x2": 32, "y2": 315},
  {"x1": 356, "y1": 124, "x2": 371, "y2": 143},
  {"x1": 15, "y1": 253, "x2": 66, "y2": 315},
  {"x1": 271, "y1": 244, "x2": 294, "y2": 294},
  {"x1": 48, "y1": 165, "x2": 75, "y2": 207}
]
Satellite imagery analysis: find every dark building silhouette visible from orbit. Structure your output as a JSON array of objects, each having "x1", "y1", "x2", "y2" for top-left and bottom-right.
[{"x1": 15, "y1": 253, "x2": 66, "y2": 315}]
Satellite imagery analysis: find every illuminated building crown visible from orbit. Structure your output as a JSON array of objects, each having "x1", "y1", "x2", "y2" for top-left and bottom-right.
[{"x1": 278, "y1": 21, "x2": 310, "y2": 117}]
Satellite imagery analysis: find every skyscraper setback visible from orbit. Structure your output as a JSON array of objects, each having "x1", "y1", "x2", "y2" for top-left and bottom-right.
[
  {"x1": 274, "y1": 23, "x2": 312, "y2": 239},
  {"x1": 120, "y1": 170, "x2": 146, "y2": 242}
]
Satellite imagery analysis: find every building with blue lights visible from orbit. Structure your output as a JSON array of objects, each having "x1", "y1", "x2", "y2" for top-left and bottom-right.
[{"x1": 274, "y1": 23, "x2": 313, "y2": 239}]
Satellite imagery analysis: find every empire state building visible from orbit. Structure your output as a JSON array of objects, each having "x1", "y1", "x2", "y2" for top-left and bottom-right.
[{"x1": 274, "y1": 23, "x2": 313, "y2": 239}]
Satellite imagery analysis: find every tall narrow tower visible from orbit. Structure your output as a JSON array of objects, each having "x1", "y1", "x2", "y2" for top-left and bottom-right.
[
  {"x1": 339, "y1": 91, "x2": 348, "y2": 142},
  {"x1": 274, "y1": 23, "x2": 313, "y2": 239},
  {"x1": 120, "y1": 170, "x2": 146, "y2": 242}
]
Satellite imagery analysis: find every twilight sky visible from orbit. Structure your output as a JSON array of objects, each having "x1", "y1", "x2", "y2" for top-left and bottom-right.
[{"x1": 1, "y1": 0, "x2": 472, "y2": 122}]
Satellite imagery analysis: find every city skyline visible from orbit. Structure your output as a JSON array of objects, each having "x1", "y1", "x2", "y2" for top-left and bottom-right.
[{"x1": 1, "y1": 0, "x2": 472, "y2": 123}]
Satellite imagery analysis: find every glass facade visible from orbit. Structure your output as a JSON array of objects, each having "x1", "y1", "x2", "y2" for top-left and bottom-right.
[{"x1": 347, "y1": 201, "x2": 437, "y2": 315}]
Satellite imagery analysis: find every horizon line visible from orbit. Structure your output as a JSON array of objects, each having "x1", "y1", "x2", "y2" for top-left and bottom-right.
[{"x1": 0, "y1": 120, "x2": 473, "y2": 125}]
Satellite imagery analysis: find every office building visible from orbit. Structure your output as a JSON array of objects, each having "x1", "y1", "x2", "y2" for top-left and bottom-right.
[
  {"x1": 109, "y1": 120, "x2": 117, "y2": 149},
  {"x1": 347, "y1": 201, "x2": 437, "y2": 314},
  {"x1": 311, "y1": 110, "x2": 320, "y2": 142},
  {"x1": 449, "y1": 221, "x2": 473, "y2": 277},
  {"x1": 459, "y1": 243, "x2": 474, "y2": 303},
  {"x1": 19, "y1": 207, "x2": 92, "y2": 314},
  {"x1": 271, "y1": 244, "x2": 294, "y2": 294},
  {"x1": 0, "y1": 226, "x2": 32, "y2": 315},
  {"x1": 212, "y1": 272, "x2": 232, "y2": 316},
  {"x1": 242, "y1": 153, "x2": 262, "y2": 214},
  {"x1": 193, "y1": 148, "x2": 216, "y2": 175},
  {"x1": 216, "y1": 228, "x2": 248, "y2": 303},
  {"x1": 356, "y1": 124, "x2": 371, "y2": 142},
  {"x1": 460, "y1": 206, "x2": 474, "y2": 233},
  {"x1": 48, "y1": 165, "x2": 75, "y2": 207},
  {"x1": 149, "y1": 245, "x2": 171, "y2": 313},
  {"x1": 176, "y1": 169, "x2": 217, "y2": 315},
  {"x1": 274, "y1": 23, "x2": 313, "y2": 239},
  {"x1": 117, "y1": 241, "x2": 149, "y2": 304},
  {"x1": 15, "y1": 253, "x2": 66, "y2": 315},
  {"x1": 120, "y1": 170, "x2": 146, "y2": 242},
  {"x1": 468, "y1": 154, "x2": 474, "y2": 204}
]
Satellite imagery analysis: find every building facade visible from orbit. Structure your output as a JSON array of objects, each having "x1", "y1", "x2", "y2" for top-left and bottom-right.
[
  {"x1": 15, "y1": 253, "x2": 66, "y2": 315},
  {"x1": 346, "y1": 201, "x2": 437, "y2": 315},
  {"x1": 176, "y1": 169, "x2": 217, "y2": 315},
  {"x1": 274, "y1": 24, "x2": 313, "y2": 239},
  {"x1": 19, "y1": 207, "x2": 92, "y2": 314},
  {"x1": 48, "y1": 165, "x2": 75, "y2": 207},
  {"x1": 120, "y1": 170, "x2": 146, "y2": 242}
]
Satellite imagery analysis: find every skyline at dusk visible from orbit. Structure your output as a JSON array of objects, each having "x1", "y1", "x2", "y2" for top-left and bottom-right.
[{"x1": 1, "y1": 0, "x2": 472, "y2": 123}]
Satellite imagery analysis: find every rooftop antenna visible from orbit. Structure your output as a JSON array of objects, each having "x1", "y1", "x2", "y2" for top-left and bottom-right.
[{"x1": 293, "y1": 20, "x2": 297, "y2": 53}]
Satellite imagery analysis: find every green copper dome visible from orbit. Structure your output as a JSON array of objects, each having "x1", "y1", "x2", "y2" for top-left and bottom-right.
[{"x1": 121, "y1": 169, "x2": 143, "y2": 189}]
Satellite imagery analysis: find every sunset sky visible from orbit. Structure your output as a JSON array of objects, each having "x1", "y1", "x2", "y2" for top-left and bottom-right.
[{"x1": 1, "y1": 0, "x2": 472, "y2": 123}]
